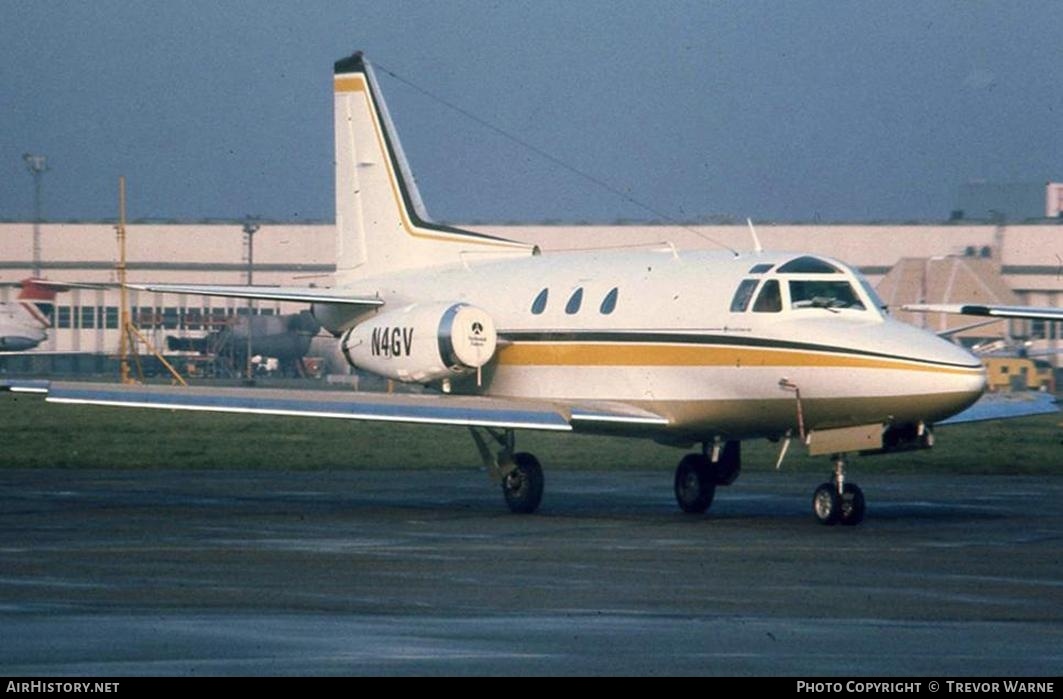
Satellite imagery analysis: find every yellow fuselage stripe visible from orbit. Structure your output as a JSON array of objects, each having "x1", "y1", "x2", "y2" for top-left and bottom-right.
[{"x1": 497, "y1": 343, "x2": 982, "y2": 376}]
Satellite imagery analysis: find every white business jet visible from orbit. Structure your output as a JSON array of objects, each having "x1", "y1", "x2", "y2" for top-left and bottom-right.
[
  {"x1": 0, "y1": 279, "x2": 63, "y2": 352},
  {"x1": 7, "y1": 53, "x2": 1038, "y2": 525}
]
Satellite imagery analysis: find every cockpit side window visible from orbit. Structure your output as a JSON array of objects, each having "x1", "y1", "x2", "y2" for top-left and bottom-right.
[
  {"x1": 729, "y1": 279, "x2": 759, "y2": 312},
  {"x1": 752, "y1": 279, "x2": 782, "y2": 313},
  {"x1": 789, "y1": 280, "x2": 866, "y2": 311},
  {"x1": 857, "y1": 276, "x2": 888, "y2": 313}
]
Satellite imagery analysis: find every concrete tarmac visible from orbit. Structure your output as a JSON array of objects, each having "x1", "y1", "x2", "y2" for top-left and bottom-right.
[{"x1": 1, "y1": 468, "x2": 1061, "y2": 676}]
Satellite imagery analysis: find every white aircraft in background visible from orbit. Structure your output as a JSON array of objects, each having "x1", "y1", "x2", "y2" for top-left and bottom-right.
[
  {"x1": 0, "y1": 279, "x2": 63, "y2": 352},
  {"x1": 3, "y1": 52, "x2": 1054, "y2": 526},
  {"x1": 903, "y1": 302, "x2": 1063, "y2": 323}
]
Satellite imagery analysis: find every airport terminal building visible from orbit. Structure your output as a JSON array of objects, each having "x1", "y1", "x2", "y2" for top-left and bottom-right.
[{"x1": 2, "y1": 219, "x2": 1063, "y2": 366}]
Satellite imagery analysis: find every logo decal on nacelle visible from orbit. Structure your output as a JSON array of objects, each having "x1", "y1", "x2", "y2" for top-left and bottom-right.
[
  {"x1": 370, "y1": 327, "x2": 414, "y2": 358},
  {"x1": 468, "y1": 320, "x2": 487, "y2": 348}
]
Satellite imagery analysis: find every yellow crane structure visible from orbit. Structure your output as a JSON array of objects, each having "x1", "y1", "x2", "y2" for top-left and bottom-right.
[{"x1": 115, "y1": 176, "x2": 186, "y2": 386}]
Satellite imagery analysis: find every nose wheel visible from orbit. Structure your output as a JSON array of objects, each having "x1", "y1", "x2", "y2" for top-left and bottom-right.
[{"x1": 812, "y1": 456, "x2": 865, "y2": 526}]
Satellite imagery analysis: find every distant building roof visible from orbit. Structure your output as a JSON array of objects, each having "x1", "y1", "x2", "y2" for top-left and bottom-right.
[
  {"x1": 955, "y1": 181, "x2": 1046, "y2": 222},
  {"x1": 880, "y1": 255, "x2": 1019, "y2": 338}
]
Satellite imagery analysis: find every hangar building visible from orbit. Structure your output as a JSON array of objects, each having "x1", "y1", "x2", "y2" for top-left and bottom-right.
[{"x1": 1, "y1": 220, "x2": 1062, "y2": 365}]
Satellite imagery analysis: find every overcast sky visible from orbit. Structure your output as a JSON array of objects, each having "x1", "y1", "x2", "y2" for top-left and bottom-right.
[{"x1": 2, "y1": 1, "x2": 1061, "y2": 224}]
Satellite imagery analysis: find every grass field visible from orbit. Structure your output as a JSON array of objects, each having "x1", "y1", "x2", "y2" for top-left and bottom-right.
[{"x1": 2, "y1": 389, "x2": 1061, "y2": 475}]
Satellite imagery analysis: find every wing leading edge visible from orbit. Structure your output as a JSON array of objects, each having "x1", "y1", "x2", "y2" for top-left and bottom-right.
[
  {"x1": 903, "y1": 303, "x2": 1063, "y2": 321},
  {"x1": 130, "y1": 284, "x2": 384, "y2": 307},
  {"x1": 936, "y1": 390, "x2": 1058, "y2": 425},
  {"x1": 0, "y1": 381, "x2": 671, "y2": 433}
]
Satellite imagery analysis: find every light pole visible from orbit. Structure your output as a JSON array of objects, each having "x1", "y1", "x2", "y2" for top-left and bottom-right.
[
  {"x1": 22, "y1": 153, "x2": 48, "y2": 278},
  {"x1": 242, "y1": 216, "x2": 260, "y2": 382}
]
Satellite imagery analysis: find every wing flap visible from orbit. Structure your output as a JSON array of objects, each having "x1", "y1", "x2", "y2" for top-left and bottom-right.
[{"x1": 569, "y1": 402, "x2": 671, "y2": 427}]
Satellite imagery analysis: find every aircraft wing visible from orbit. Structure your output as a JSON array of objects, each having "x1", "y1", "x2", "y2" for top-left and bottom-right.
[
  {"x1": 936, "y1": 390, "x2": 1059, "y2": 425},
  {"x1": 130, "y1": 284, "x2": 383, "y2": 307},
  {"x1": 22, "y1": 279, "x2": 103, "y2": 292},
  {"x1": 0, "y1": 380, "x2": 669, "y2": 433},
  {"x1": 903, "y1": 303, "x2": 1063, "y2": 321},
  {"x1": 0, "y1": 350, "x2": 99, "y2": 356}
]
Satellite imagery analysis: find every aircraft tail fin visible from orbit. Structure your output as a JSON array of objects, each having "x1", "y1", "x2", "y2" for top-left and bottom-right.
[
  {"x1": 332, "y1": 52, "x2": 536, "y2": 284},
  {"x1": 16, "y1": 278, "x2": 59, "y2": 329}
]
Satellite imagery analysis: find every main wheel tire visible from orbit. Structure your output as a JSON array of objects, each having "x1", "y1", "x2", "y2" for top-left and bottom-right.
[
  {"x1": 674, "y1": 454, "x2": 716, "y2": 514},
  {"x1": 812, "y1": 483, "x2": 841, "y2": 525},
  {"x1": 502, "y1": 452, "x2": 544, "y2": 514},
  {"x1": 839, "y1": 483, "x2": 866, "y2": 526}
]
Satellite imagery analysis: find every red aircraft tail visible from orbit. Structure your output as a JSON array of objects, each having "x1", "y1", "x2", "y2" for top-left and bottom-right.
[{"x1": 16, "y1": 278, "x2": 63, "y2": 329}]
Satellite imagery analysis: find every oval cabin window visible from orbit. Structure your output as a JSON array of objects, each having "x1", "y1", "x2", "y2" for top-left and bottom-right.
[
  {"x1": 600, "y1": 287, "x2": 618, "y2": 314},
  {"x1": 565, "y1": 288, "x2": 584, "y2": 315},
  {"x1": 531, "y1": 288, "x2": 549, "y2": 314}
]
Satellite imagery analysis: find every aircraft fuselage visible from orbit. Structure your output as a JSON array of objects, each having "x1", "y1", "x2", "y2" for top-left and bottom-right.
[
  {"x1": 0, "y1": 302, "x2": 48, "y2": 353},
  {"x1": 327, "y1": 248, "x2": 986, "y2": 443}
]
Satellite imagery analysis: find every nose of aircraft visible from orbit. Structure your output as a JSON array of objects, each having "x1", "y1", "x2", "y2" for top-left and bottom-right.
[
  {"x1": 861, "y1": 317, "x2": 987, "y2": 424},
  {"x1": 0, "y1": 335, "x2": 44, "y2": 352},
  {"x1": 917, "y1": 329, "x2": 987, "y2": 422}
]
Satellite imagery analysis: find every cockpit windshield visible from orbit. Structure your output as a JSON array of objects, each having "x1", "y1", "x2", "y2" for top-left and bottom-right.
[
  {"x1": 727, "y1": 256, "x2": 884, "y2": 318},
  {"x1": 789, "y1": 280, "x2": 865, "y2": 311}
]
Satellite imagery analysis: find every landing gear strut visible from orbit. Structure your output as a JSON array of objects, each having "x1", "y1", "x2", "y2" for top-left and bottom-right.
[
  {"x1": 812, "y1": 454, "x2": 865, "y2": 526},
  {"x1": 469, "y1": 427, "x2": 544, "y2": 514}
]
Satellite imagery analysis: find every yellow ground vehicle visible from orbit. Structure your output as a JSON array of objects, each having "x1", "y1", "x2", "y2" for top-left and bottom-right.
[{"x1": 983, "y1": 356, "x2": 1056, "y2": 392}]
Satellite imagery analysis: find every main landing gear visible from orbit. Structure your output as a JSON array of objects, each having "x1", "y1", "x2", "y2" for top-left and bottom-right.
[
  {"x1": 811, "y1": 454, "x2": 865, "y2": 526},
  {"x1": 501, "y1": 452, "x2": 544, "y2": 514},
  {"x1": 469, "y1": 427, "x2": 544, "y2": 514},
  {"x1": 468, "y1": 428, "x2": 866, "y2": 525},
  {"x1": 671, "y1": 441, "x2": 867, "y2": 525},
  {"x1": 673, "y1": 440, "x2": 741, "y2": 515},
  {"x1": 674, "y1": 454, "x2": 715, "y2": 513}
]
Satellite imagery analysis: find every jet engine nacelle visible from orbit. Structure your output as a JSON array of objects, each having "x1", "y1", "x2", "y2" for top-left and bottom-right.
[{"x1": 340, "y1": 302, "x2": 497, "y2": 383}]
